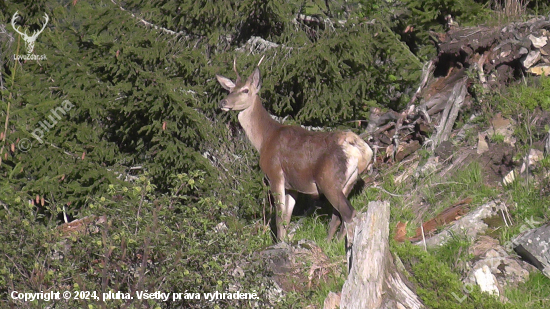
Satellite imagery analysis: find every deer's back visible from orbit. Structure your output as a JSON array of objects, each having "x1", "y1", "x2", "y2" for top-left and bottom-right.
[{"x1": 259, "y1": 126, "x2": 350, "y2": 194}]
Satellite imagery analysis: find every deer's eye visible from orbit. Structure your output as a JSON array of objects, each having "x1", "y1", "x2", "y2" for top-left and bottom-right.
[{"x1": 242, "y1": 89, "x2": 249, "y2": 94}]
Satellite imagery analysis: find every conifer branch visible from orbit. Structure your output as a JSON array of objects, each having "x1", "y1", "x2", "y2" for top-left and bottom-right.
[
  {"x1": 111, "y1": 0, "x2": 203, "y2": 39},
  {"x1": 375, "y1": 18, "x2": 423, "y2": 69}
]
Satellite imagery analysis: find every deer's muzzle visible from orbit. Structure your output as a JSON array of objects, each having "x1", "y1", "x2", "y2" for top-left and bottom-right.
[{"x1": 219, "y1": 99, "x2": 231, "y2": 111}]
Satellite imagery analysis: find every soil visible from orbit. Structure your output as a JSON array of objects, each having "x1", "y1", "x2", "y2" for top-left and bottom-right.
[{"x1": 478, "y1": 142, "x2": 516, "y2": 186}]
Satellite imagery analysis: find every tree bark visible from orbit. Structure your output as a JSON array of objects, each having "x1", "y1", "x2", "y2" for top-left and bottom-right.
[
  {"x1": 432, "y1": 77, "x2": 468, "y2": 148},
  {"x1": 340, "y1": 201, "x2": 424, "y2": 309}
]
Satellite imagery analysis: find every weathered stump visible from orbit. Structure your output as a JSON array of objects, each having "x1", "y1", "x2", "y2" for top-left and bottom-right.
[{"x1": 340, "y1": 201, "x2": 424, "y2": 309}]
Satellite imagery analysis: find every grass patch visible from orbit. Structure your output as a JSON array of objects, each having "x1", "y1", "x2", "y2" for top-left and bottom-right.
[
  {"x1": 490, "y1": 133, "x2": 506, "y2": 143},
  {"x1": 419, "y1": 161, "x2": 497, "y2": 219},
  {"x1": 431, "y1": 234, "x2": 472, "y2": 274},
  {"x1": 498, "y1": 180, "x2": 549, "y2": 244},
  {"x1": 394, "y1": 241, "x2": 505, "y2": 309},
  {"x1": 288, "y1": 212, "x2": 347, "y2": 307},
  {"x1": 505, "y1": 272, "x2": 550, "y2": 309}
]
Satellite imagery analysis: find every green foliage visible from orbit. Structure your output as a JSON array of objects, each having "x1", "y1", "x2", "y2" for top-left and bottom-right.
[
  {"x1": 506, "y1": 272, "x2": 550, "y2": 309},
  {"x1": 417, "y1": 161, "x2": 496, "y2": 219},
  {"x1": 290, "y1": 215, "x2": 347, "y2": 305},
  {"x1": 0, "y1": 0, "x2": 430, "y2": 220},
  {"x1": 2, "y1": 0, "x2": 548, "y2": 308},
  {"x1": 1, "y1": 171, "x2": 278, "y2": 308},
  {"x1": 509, "y1": 76, "x2": 550, "y2": 112},
  {"x1": 394, "y1": 241, "x2": 505, "y2": 309},
  {"x1": 500, "y1": 181, "x2": 549, "y2": 242},
  {"x1": 261, "y1": 24, "x2": 418, "y2": 126},
  {"x1": 486, "y1": 76, "x2": 550, "y2": 121},
  {"x1": 490, "y1": 133, "x2": 506, "y2": 143},
  {"x1": 431, "y1": 235, "x2": 472, "y2": 273},
  {"x1": 401, "y1": 0, "x2": 488, "y2": 59},
  {"x1": 528, "y1": 0, "x2": 550, "y2": 15}
]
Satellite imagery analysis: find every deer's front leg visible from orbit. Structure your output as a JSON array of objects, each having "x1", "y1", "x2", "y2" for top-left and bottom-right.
[{"x1": 272, "y1": 181, "x2": 289, "y2": 241}]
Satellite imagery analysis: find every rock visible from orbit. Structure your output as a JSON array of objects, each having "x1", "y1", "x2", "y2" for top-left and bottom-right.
[
  {"x1": 503, "y1": 170, "x2": 516, "y2": 186},
  {"x1": 469, "y1": 236, "x2": 499, "y2": 256},
  {"x1": 520, "y1": 148, "x2": 545, "y2": 174},
  {"x1": 415, "y1": 156, "x2": 439, "y2": 178},
  {"x1": 527, "y1": 64, "x2": 550, "y2": 75},
  {"x1": 512, "y1": 223, "x2": 550, "y2": 279},
  {"x1": 465, "y1": 236, "x2": 535, "y2": 294},
  {"x1": 473, "y1": 265, "x2": 500, "y2": 295},
  {"x1": 260, "y1": 239, "x2": 340, "y2": 292},
  {"x1": 522, "y1": 50, "x2": 541, "y2": 69},
  {"x1": 435, "y1": 140, "x2": 454, "y2": 161},
  {"x1": 519, "y1": 47, "x2": 529, "y2": 55},
  {"x1": 215, "y1": 222, "x2": 228, "y2": 233},
  {"x1": 528, "y1": 34, "x2": 548, "y2": 48},
  {"x1": 265, "y1": 280, "x2": 284, "y2": 305},
  {"x1": 477, "y1": 133, "x2": 489, "y2": 154},
  {"x1": 486, "y1": 113, "x2": 516, "y2": 146},
  {"x1": 232, "y1": 265, "x2": 244, "y2": 278},
  {"x1": 323, "y1": 292, "x2": 341, "y2": 309}
]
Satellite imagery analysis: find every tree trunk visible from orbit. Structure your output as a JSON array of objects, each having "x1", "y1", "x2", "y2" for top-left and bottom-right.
[{"x1": 340, "y1": 201, "x2": 424, "y2": 309}]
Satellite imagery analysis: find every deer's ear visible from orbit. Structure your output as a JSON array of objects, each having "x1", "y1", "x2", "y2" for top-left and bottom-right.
[
  {"x1": 249, "y1": 67, "x2": 262, "y2": 92},
  {"x1": 216, "y1": 75, "x2": 235, "y2": 91}
]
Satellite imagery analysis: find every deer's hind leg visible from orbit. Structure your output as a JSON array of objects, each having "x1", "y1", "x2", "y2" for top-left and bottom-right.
[
  {"x1": 327, "y1": 210, "x2": 342, "y2": 241},
  {"x1": 323, "y1": 155, "x2": 361, "y2": 241}
]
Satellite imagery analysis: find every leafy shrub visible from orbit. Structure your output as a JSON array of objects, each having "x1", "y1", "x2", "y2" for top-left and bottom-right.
[
  {"x1": 1, "y1": 171, "x2": 278, "y2": 308},
  {"x1": 509, "y1": 76, "x2": 550, "y2": 111}
]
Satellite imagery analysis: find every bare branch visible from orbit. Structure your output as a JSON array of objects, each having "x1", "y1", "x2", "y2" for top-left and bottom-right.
[
  {"x1": 111, "y1": 0, "x2": 202, "y2": 39},
  {"x1": 257, "y1": 55, "x2": 265, "y2": 67}
]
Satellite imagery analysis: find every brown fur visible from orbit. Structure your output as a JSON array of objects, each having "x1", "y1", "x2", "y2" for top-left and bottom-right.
[{"x1": 216, "y1": 66, "x2": 373, "y2": 241}]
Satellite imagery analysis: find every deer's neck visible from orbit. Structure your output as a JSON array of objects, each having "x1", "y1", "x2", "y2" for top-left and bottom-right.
[{"x1": 238, "y1": 96, "x2": 281, "y2": 152}]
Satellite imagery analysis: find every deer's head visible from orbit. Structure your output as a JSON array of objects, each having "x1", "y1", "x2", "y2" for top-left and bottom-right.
[{"x1": 216, "y1": 59, "x2": 262, "y2": 112}]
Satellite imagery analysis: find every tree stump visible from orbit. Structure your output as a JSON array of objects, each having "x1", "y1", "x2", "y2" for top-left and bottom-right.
[{"x1": 340, "y1": 201, "x2": 424, "y2": 309}]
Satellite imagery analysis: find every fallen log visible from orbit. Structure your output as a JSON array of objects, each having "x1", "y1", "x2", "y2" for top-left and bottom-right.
[
  {"x1": 365, "y1": 15, "x2": 550, "y2": 165},
  {"x1": 395, "y1": 198, "x2": 472, "y2": 243},
  {"x1": 340, "y1": 201, "x2": 424, "y2": 309},
  {"x1": 411, "y1": 200, "x2": 509, "y2": 248},
  {"x1": 437, "y1": 15, "x2": 550, "y2": 82},
  {"x1": 432, "y1": 76, "x2": 468, "y2": 148}
]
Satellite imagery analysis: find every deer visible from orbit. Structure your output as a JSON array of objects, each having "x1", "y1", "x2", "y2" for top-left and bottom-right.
[
  {"x1": 11, "y1": 11, "x2": 49, "y2": 54},
  {"x1": 216, "y1": 58, "x2": 373, "y2": 243}
]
